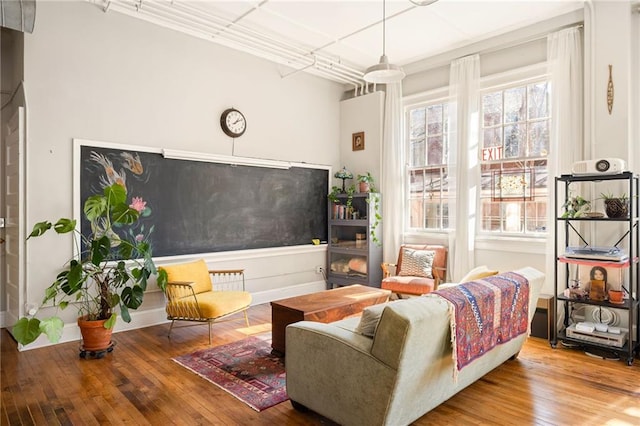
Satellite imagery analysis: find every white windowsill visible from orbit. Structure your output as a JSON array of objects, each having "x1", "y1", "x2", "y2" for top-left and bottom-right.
[{"x1": 404, "y1": 231, "x2": 548, "y2": 255}]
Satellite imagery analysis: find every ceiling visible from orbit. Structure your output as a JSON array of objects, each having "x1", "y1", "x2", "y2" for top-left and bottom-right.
[{"x1": 96, "y1": 0, "x2": 584, "y2": 86}]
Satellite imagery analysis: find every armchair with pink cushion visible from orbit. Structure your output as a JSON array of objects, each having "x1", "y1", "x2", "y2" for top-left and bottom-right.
[{"x1": 381, "y1": 244, "x2": 447, "y2": 297}]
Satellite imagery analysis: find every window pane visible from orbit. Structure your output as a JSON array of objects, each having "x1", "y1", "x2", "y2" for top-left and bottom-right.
[
  {"x1": 427, "y1": 135, "x2": 443, "y2": 165},
  {"x1": 409, "y1": 199, "x2": 425, "y2": 228},
  {"x1": 410, "y1": 108, "x2": 426, "y2": 138},
  {"x1": 482, "y1": 92, "x2": 502, "y2": 127},
  {"x1": 528, "y1": 120, "x2": 549, "y2": 157},
  {"x1": 528, "y1": 82, "x2": 550, "y2": 119},
  {"x1": 483, "y1": 127, "x2": 502, "y2": 149},
  {"x1": 504, "y1": 124, "x2": 525, "y2": 158},
  {"x1": 504, "y1": 87, "x2": 526, "y2": 124},
  {"x1": 410, "y1": 137, "x2": 426, "y2": 167},
  {"x1": 427, "y1": 105, "x2": 443, "y2": 135},
  {"x1": 409, "y1": 169, "x2": 425, "y2": 197}
]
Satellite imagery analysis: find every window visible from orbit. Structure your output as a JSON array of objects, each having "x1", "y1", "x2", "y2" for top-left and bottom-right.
[
  {"x1": 479, "y1": 80, "x2": 550, "y2": 235},
  {"x1": 405, "y1": 76, "x2": 550, "y2": 236},
  {"x1": 406, "y1": 100, "x2": 451, "y2": 231}
]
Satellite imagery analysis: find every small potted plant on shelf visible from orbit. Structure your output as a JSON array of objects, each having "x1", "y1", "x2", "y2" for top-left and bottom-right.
[
  {"x1": 561, "y1": 194, "x2": 591, "y2": 218},
  {"x1": 600, "y1": 192, "x2": 630, "y2": 218},
  {"x1": 357, "y1": 172, "x2": 376, "y2": 193},
  {"x1": 12, "y1": 183, "x2": 166, "y2": 354}
]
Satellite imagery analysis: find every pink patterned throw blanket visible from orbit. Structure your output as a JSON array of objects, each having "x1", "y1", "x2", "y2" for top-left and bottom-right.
[{"x1": 432, "y1": 272, "x2": 530, "y2": 373}]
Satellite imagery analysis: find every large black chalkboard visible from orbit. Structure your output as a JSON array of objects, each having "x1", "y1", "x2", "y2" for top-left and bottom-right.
[{"x1": 79, "y1": 144, "x2": 328, "y2": 257}]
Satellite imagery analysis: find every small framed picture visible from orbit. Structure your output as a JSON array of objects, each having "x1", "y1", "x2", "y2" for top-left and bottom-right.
[{"x1": 352, "y1": 132, "x2": 365, "y2": 151}]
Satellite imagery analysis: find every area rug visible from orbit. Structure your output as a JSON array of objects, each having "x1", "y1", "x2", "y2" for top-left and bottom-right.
[{"x1": 172, "y1": 335, "x2": 287, "y2": 411}]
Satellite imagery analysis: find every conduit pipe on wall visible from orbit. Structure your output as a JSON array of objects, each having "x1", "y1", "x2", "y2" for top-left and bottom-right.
[{"x1": 92, "y1": 0, "x2": 369, "y2": 88}]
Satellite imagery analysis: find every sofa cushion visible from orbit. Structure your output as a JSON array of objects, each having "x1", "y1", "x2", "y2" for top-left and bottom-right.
[
  {"x1": 398, "y1": 248, "x2": 435, "y2": 278},
  {"x1": 355, "y1": 302, "x2": 391, "y2": 337},
  {"x1": 459, "y1": 265, "x2": 499, "y2": 283}
]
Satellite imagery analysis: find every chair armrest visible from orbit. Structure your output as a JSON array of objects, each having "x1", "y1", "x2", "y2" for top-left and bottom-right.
[
  {"x1": 164, "y1": 282, "x2": 205, "y2": 319},
  {"x1": 433, "y1": 266, "x2": 447, "y2": 286},
  {"x1": 380, "y1": 263, "x2": 397, "y2": 279}
]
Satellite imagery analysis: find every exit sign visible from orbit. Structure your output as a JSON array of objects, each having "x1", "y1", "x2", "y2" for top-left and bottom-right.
[{"x1": 482, "y1": 147, "x2": 503, "y2": 161}]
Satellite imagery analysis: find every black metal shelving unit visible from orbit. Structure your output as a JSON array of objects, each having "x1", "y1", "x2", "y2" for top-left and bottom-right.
[{"x1": 553, "y1": 172, "x2": 639, "y2": 365}]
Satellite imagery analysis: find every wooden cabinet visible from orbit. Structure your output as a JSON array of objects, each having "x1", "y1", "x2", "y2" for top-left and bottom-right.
[
  {"x1": 553, "y1": 172, "x2": 639, "y2": 365},
  {"x1": 327, "y1": 192, "x2": 382, "y2": 289}
]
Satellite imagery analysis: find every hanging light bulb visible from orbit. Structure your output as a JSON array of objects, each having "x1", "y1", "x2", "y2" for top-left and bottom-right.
[{"x1": 363, "y1": 0, "x2": 405, "y2": 84}]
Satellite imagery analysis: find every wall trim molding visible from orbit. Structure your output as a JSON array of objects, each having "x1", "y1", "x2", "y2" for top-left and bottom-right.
[{"x1": 7, "y1": 280, "x2": 326, "y2": 351}]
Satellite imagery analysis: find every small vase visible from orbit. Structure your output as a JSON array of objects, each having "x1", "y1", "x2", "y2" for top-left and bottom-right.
[
  {"x1": 78, "y1": 316, "x2": 113, "y2": 352},
  {"x1": 359, "y1": 182, "x2": 370, "y2": 193}
]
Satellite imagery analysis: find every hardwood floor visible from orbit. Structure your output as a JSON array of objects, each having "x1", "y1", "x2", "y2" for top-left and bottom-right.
[{"x1": 2, "y1": 303, "x2": 639, "y2": 425}]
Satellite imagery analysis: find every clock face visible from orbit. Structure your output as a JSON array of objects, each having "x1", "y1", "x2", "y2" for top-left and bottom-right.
[{"x1": 221, "y1": 108, "x2": 247, "y2": 137}]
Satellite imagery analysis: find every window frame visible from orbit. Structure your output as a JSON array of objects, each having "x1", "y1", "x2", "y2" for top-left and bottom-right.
[
  {"x1": 404, "y1": 87, "x2": 451, "y2": 236},
  {"x1": 477, "y1": 65, "x2": 551, "y2": 239},
  {"x1": 402, "y1": 62, "x2": 551, "y2": 243}
]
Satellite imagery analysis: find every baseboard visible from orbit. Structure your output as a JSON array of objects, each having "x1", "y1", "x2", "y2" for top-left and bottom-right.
[{"x1": 10, "y1": 280, "x2": 327, "y2": 351}]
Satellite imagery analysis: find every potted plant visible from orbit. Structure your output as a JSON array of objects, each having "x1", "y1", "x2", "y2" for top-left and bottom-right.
[
  {"x1": 12, "y1": 183, "x2": 166, "y2": 353},
  {"x1": 357, "y1": 172, "x2": 377, "y2": 193},
  {"x1": 561, "y1": 194, "x2": 591, "y2": 218},
  {"x1": 600, "y1": 192, "x2": 629, "y2": 218}
]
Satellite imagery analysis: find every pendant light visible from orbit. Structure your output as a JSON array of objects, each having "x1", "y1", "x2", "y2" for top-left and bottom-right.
[
  {"x1": 409, "y1": 0, "x2": 439, "y2": 6},
  {"x1": 363, "y1": 0, "x2": 405, "y2": 84}
]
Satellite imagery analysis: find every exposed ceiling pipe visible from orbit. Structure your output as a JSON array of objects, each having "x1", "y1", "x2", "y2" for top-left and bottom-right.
[
  {"x1": 90, "y1": 0, "x2": 367, "y2": 87},
  {"x1": 175, "y1": 0, "x2": 367, "y2": 82}
]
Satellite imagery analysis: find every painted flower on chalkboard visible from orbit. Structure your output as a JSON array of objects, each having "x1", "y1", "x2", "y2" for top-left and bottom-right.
[{"x1": 129, "y1": 196, "x2": 148, "y2": 214}]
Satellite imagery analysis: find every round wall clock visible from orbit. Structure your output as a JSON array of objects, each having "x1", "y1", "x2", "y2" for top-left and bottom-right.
[{"x1": 220, "y1": 108, "x2": 247, "y2": 138}]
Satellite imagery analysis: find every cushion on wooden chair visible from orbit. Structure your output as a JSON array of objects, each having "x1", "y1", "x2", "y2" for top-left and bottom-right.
[
  {"x1": 175, "y1": 291, "x2": 253, "y2": 319},
  {"x1": 160, "y1": 259, "x2": 212, "y2": 294},
  {"x1": 381, "y1": 244, "x2": 447, "y2": 296}
]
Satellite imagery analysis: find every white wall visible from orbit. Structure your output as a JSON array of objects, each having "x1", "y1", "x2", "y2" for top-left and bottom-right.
[
  {"x1": 339, "y1": 91, "x2": 385, "y2": 188},
  {"x1": 14, "y1": 1, "x2": 344, "y2": 346}
]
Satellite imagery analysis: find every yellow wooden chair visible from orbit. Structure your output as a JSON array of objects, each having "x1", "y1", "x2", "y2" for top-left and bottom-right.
[{"x1": 159, "y1": 259, "x2": 252, "y2": 344}]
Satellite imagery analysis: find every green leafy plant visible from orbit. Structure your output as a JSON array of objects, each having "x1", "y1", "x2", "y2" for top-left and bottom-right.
[
  {"x1": 561, "y1": 194, "x2": 591, "y2": 218},
  {"x1": 328, "y1": 185, "x2": 342, "y2": 204},
  {"x1": 368, "y1": 192, "x2": 382, "y2": 246},
  {"x1": 12, "y1": 183, "x2": 166, "y2": 346}
]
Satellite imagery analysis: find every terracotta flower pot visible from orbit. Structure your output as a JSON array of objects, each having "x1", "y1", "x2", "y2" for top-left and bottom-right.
[
  {"x1": 359, "y1": 182, "x2": 370, "y2": 193},
  {"x1": 78, "y1": 316, "x2": 113, "y2": 352},
  {"x1": 608, "y1": 289, "x2": 624, "y2": 304}
]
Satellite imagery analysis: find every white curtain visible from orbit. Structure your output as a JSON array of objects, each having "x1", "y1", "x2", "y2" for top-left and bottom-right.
[
  {"x1": 381, "y1": 82, "x2": 405, "y2": 263},
  {"x1": 447, "y1": 54, "x2": 480, "y2": 281},
  {"x1": 546, "y1": 27, "x2": 584, "y2": 288}
]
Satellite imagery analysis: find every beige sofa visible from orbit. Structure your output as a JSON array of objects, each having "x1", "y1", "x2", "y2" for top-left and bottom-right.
[{"x1": 285, "y1": 267, "x2": 545, "y2": 426}]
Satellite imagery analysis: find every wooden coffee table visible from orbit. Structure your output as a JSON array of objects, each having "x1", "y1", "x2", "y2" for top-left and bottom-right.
[{"x1": 270, "y1": 284, "x2": 391, "y2": 355}]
